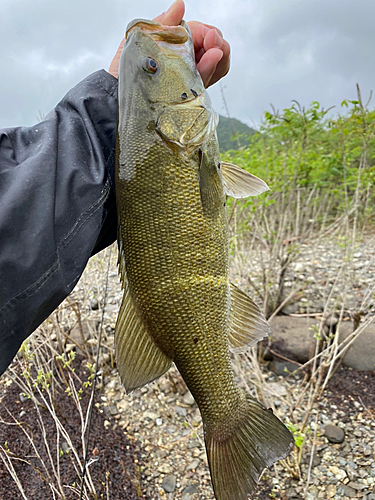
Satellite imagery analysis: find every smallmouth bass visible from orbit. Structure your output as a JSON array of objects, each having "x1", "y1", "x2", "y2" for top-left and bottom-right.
[{"x1": 115, "y1": 18, "x2": 294, "y2": 500}]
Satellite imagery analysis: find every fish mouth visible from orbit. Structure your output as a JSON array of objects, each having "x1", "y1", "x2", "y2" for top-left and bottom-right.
[{"x1": 126, "y1": 19, "x2": 189, "y2": 44}]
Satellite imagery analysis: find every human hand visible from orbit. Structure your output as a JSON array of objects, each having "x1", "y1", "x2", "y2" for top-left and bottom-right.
[{"x1": 108, "y1": 0, "x2": 230, "y2": 88}]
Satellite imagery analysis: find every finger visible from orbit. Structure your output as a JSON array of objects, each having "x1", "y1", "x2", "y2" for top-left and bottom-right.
[
  {"x1": 153, "y1": 0, "x2": 185, "y2": 26},
  {"x1": 188, "y1": 23, "x2": 230, "y2": 87},
  {"x1": 207, "y1": 39, "x2": 230, "y2": 86},
  {"x1": 196, "y1": 48, "x2": 223, "y2": 88},
  {"x1": 108, "y1": 38, "x2": 125, "y2": 78},
  {"x1": 188, "y1": 21, "x2": 223, "y2": 43}
]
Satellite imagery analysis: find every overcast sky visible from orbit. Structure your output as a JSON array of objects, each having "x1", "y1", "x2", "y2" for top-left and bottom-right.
[{"x1": 1, "y1": 0, "x2": 375, "y2": 130}]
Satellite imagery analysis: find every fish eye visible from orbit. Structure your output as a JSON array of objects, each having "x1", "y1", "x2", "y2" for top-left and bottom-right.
[{"x1": 142, "y1": 57, "x2": 158, "y2": 74}]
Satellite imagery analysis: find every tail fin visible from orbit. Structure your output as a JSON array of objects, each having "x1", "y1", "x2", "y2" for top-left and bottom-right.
[{"x1": 204, "y1": 393, "x2": 294, "y2": 500}]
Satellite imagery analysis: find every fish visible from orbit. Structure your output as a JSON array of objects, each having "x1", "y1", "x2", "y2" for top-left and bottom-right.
[{"x1": 114, "y1": 18, "x2": 294, "y2": 500}]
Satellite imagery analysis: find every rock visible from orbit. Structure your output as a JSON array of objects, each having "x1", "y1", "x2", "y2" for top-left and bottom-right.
[
  {"x1": 347, "y1": 481, "x2": 367, "y2": 490},
  {"x1": 143, "y1": 411, "x2": 159, "y2": 420},
  {"x1": 19, "y1": 392, "x2": 29, "y2": 403},
  {"x1": 158, "y1": 463, "x2": 173, "y2": 474},
  {"x1": 326, "y1": 484, "x2": 337, "y2": 498},
  {"x1": 161, "y1": 475, "x2": 176, "y2": 493},
  {"x1": 90, "y1": 298, "x2": 99, "y2": 310},
  {"x1": 337, "y1": 484, "x2": 356, "y2": 498},
  {"x1": 182, "y1": 484, "x2": 197, "y2": 497},
  {"x1": 266, "y1": 382, "x2": 288, "y2": 397},
  {"x1": 69, "y1": 319, "x2": 98, "y2": 345},
  {"x1": 269, "y1": 359, "x2": 299, "y2": 376},
  {"x1": 183, "y1": 391, "x2": 195, "y2": 406},
  {"x1": 104, "y1": 405, "x2": 118, "y2": 416},
  {"x1": 305, "y1": 491, "x2": 318, "y2": 500},
  {"x1": 65, "y1": 343, "x2": 76, "y2": 353},
  {"x1": 329, "y1": 465, "x2": 346, "y2": 480},
  {"x1": 281, "y1": 303, "x2": 300, "y2": 315},
  {"x1": 325, "y1": 315, "x2": 338, "y2": 328},
  {"x1": 186, "y1": 459, "x2": 200, "y2": 471},
  {"x1": 294, "y1": 262, "x2": 306, "y2": 272},
  {"x1": 285, "y1": 488, "x2": 297, "y2": 498},
  {"x1": 268, "y1": 316, "x2": 375, "y2": 370},
  {"x1": 176, "y1": 405, "x2": 187, "y2": 417},
  {"x1": 338, "y1": 321, "x2": 375, "y2": 371},
  {"x1": 187, "y1": 440, "x2": 199, "y2": 449},
  {"x1": 61, "y1": 441, "x2": 70, "y2": 454},
  {"x1": 324, "y1": 424, "x2": 345, "y2": 443},
  {"x1": 303, "y1": 453, "x2": 321, "y2": 467},
  {"x1": 269, "y1": 316, "x2": 319, "y2": 363}
]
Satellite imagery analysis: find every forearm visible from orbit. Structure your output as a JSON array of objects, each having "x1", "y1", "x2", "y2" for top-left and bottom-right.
[{"x1": 0, "y1": 70, "x2": 118, "y2": 375}]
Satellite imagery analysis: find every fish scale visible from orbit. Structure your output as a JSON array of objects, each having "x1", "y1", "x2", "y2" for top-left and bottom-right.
[
  {"x1": 115, "y1": 17, "x2": 294, "y2": 500},
  {"x1": 118, "y1": 135, "x2": 235, "y2": 419}
]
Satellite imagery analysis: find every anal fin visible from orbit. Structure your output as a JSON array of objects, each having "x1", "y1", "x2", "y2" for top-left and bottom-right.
[
  {"x1": 115, "y1": 282, "x2": 172, "y2": 392},
  {"x1": 228, "y1": 283, "x2": 271, "y2": 352}
]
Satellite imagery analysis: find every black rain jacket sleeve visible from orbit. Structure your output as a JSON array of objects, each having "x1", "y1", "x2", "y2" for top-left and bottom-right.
[{"x1": 0, "y1": 70, "x2": 119, "y2": 376}]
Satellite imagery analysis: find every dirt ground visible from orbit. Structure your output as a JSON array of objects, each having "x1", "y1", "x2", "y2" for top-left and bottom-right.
[{"x1": 1, "y1": 353, "x2": 373, "y2": 500}]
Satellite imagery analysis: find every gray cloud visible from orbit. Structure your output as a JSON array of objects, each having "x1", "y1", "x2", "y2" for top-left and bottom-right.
[{"x1": 1, "y1": 0, "x2": 374, "y2": 129}]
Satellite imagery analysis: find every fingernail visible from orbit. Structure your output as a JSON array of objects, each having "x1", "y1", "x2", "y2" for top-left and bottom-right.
[{"x1": 166, "y1": 0, "x2": 179, "y2": 13}]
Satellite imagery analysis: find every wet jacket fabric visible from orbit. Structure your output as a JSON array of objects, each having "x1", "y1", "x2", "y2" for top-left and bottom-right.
[{"x1": 0, "y1": 70, "x2": 118, "y2": 375}]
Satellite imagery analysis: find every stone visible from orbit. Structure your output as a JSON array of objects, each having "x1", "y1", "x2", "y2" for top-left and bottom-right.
[
  {"x1": 269, "y1": 359, "x2": 299, "y2": 376},
  {"x1": 186, "y1": 459, "x2": 200, "y2": 471},
  {"x1": 268, "y1": 316, "x2": 375, "y2": 370},
  {"x1": 338, "y1": 484, "x2": 356, "y2": 498},
  {"x1": 61, "y1": 441, "x2": 70, "y2": 454},
  {"x1": 176, "y1": 405, "x2": 187, "y2": 417},
  {"x1": 324, "y1": 424, "x2": 345, "y2": 443},
  {"x1": 281, "y1": 303, "x2": 300, "y2": 315},
  {"x1": 304, "y1": 453, "x2": 321, "y2": 467},
  {"x1": 325, "y1": 315, "x2": 339, "y2": 328},
  {"x1": 182, "y1": 484, "x2": 197, "y2": 496},
  {"x1": 19, "y1": 392, "x2": 29, "y2": 403},
  {"x1": 161, "y1": 475, "x2": 176, "y2": 493},
  {"x1": 90, "y1": 298, "x2": 99, "y2": 310},
  {"x1": 329, "y1": 465, "x2": 346, "y2": 480},
  {"x1": 347, "y1": 481, "x2": 367, "y2": 490},
  {"x1": 266, "y1": 382, "x2": 288, "y2": 397},
  {"x1": 183, "y1": 391, "x2": 195, "y2": 406},
  {"x1": 158, "y1": 463, "x2": 173, "y2": 474},
  {"x1": 187, "y1": 440, "x2": 199, "y2": 449},
  {"x1": 69, "y1": 319, "x2": 98, "y2": 345},
  {"x1": 338, "y1": 321, "x2": 375, "y2": 371},
  {"x1": 268, "y1": 316, "x2": 319, "y2": 363},
  {"x1": 326, "y1": 484, "x2": 337, "y2": 498}
]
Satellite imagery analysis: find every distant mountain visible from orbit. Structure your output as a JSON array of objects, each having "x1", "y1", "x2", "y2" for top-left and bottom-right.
[{"x1": 216, "y1": 115, "x2": 256, "y2": 152}]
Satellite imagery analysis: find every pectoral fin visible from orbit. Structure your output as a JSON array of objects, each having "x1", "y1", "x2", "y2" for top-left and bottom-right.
[
  {"x1": 199, "y1": 149, "x2": 225, "y2": 218},
  {"x1": 228, "y1": 283, "x2": 270, "y2": 352},
  {"x1": 115, "y1": 280, "x2": 172, "y2": 393},
  {"x1": 221, "y1": 162, "x2": 269, "y2": 198}
]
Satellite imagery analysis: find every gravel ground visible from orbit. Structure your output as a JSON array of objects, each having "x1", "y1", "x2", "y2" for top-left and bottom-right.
[
  {"x1": 2, "y1": 357, "x2": 374, "y2": 500},
  {"x1": 1, "y1": 235, "x2": 374, "y2": 500}
]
